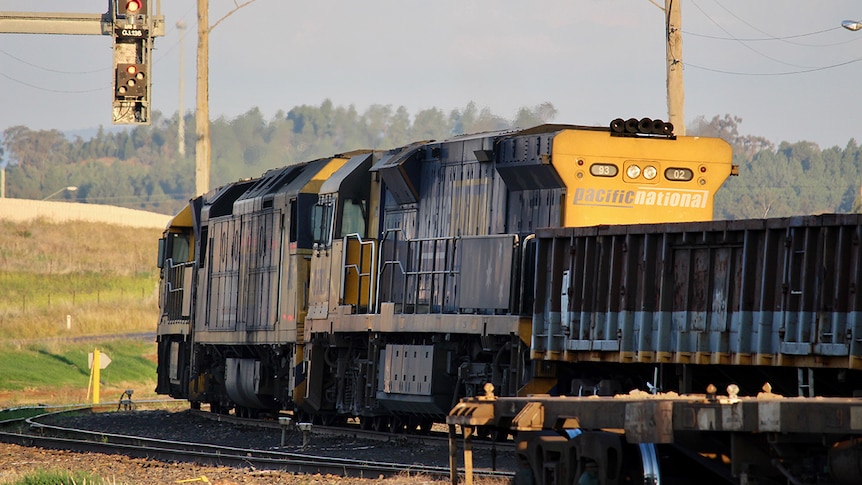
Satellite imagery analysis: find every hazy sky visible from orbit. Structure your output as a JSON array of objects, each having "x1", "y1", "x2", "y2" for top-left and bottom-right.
[{"x1": 1, "y1": 1, "x2": 861, "y2": 150}]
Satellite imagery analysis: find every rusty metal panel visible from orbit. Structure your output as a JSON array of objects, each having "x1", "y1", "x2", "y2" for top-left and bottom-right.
[
  {"x1": 371, "y1": 144, "x2": 423, "y2": 204},
  {"x1": 534, "y1": 214, "x2": 862, "y2": 369},
  {"x1": 451, "y1": 393, "x2": 862, "y2": 438},
  {"x1": 380, "y1": 344, "x2": 435, "y2": 396},
  {"x1": 458, "y1": 235, "x2": 516, "y2": 311},
  {"x1": 506, "y1": 188, "x2": 563, "y2": 234},
  {"x1": 239, "y1": 210, "x2": 279, "y2": 331},
  {"x1": 625, "y1": 401, "x2": 674, "y2": 443},
  {"x1": 206, "y1": 217, "x2": 240, "y2": 332},
  {"x1": 416, "y1": 155, "x2": 498, "y2": 240}
]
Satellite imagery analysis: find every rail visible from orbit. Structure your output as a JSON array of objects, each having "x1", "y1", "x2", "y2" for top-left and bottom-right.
[{"x1": 0, "y1": 404, "x2": 513, "y2": 482}]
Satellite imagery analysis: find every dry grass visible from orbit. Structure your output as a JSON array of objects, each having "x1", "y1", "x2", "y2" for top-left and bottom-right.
[
  {"x1": 0, "y1": 218, "x2": 161, "y2": 276},
  {"x1": 0, "y1": 220, "x2": 162, "y2": 340}
]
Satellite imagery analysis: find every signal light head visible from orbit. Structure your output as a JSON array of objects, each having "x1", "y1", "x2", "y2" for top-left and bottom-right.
[
  {"x1": 116, "y1": 0, "x2": 146, "y2": 17},
  {"x1": 116, "y1": 63, "x2": 146, "y2": 99}
]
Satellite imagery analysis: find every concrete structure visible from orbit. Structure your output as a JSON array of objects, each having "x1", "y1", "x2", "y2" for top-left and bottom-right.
[{"x1": 0, "y1": 198, "x2": 171, "y2": 229}]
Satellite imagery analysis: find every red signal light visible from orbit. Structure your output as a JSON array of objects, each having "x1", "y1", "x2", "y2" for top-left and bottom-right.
[
  {"x1": 116, "y1": 0, "x2": 146, "y2": 16},
  {"x1": 116, "y1": 63, "x2": 147, "y2": 99}
]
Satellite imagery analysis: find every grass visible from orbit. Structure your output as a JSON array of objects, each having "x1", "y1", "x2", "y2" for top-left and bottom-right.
[
  {"x1": 0, "y1": 219, "x2": 164, "y2": 407},
  {"x1": 0, "y1": 219, "x2": 161, "y2": 340},
  {"x1": 0, "y1": 339, "x2": 158, "y2": 407},
  {"x1": 2, "y1": 469, "x2": 107, "y2": 485}
]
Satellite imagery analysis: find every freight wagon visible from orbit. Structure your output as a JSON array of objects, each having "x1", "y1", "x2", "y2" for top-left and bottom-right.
[{"x1": 449, "y1": 214, "x2": 862, "y2": 485}]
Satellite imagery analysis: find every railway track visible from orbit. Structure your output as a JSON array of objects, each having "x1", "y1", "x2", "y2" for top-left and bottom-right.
[
  {"x1": 0, "y1": 403, "x2": 514, "y2": 481},
  {"x1": 189, "y1": 407, "x2": 515, "y2": 452}
]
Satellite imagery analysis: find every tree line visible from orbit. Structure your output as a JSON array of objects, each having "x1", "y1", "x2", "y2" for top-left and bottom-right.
[{"x1": 1, "y1": 101, "x2": 859, "y2": 220}]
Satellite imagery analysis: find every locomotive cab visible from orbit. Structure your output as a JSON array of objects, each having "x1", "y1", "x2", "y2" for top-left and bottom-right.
[{"x1": 155, "y1": 199, "x2": 199, "y2": 398}]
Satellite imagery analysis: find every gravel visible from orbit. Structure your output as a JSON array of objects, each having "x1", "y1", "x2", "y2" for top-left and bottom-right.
[{"x1": 0, "y1": 408, "x2": 513, "y2": 485}]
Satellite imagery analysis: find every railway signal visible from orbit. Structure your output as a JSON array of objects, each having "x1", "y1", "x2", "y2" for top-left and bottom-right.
[
  {"x1": 112, "y1": 0, "x2": 153, "y2": 124},
  {"x1": 116, "y1": 0, "x2": 147, "y2": 19},
  {"x1": 115, "y1": 63, "x2": 147, "y2": 98},
  {"x1": 0, "y1": 7, "x2": 163, "y2": 124}
]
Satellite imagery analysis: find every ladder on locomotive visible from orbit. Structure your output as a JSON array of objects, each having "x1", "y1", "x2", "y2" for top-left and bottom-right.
[{"x1": 785, "y1": 229, "x2": 815, "y2": 398}]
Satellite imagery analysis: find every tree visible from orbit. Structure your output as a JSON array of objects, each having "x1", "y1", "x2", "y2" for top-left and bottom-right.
[
  {"x1": 688, "y1": 114, "x2": 773, "y2": 162},
  {"x1": 513, "y1": 102, "x2": 558, "y2": 129}
]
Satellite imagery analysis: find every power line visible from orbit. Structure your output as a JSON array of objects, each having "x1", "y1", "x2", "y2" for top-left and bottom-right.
[
  {"x1": 683, "y1": 27, "x2": 862, "y2": 47},
  {"x1": 0, "y1": 5, "x2": 196, "y2": 95},
  {"x1": 688, "y1": 0, "x2": 819, "y2": 69},
  {"x1": 710, "y1": 0, "x2": 844, "y2": 47},
  {"x1": 0, "y1": 71, "x2": 107, "y2": 93},
  {"x1": 0, "y1": 47, "x2": 106, "y2": 74},
  {"x1": 685, "y1": 56, "x2": 862, "y2": 76}
]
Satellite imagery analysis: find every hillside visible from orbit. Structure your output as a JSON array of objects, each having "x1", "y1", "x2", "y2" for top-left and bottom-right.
[
  {"x1": 0, "y1": 214, "x2": 164, "y2": 340},
  {"x1": 0, "y1": 210, "x2": 167, "y2": 406}
]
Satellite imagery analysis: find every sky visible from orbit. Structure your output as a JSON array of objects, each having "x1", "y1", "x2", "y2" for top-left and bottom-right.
[{"x1": 1, "y1": 1, "x2": 861, "y2": 150}]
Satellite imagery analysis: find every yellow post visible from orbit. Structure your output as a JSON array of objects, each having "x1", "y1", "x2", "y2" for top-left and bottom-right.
[
  {"x1": 463, "y1": 425, "x2": 475, "y2": 485},
  {"x1": 92, "y1": 348, "x2": 101, "y2": 404}
]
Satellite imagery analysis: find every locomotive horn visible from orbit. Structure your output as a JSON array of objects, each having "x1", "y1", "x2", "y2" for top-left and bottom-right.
[
  {"x1": 638, "y1": 118, "x2": 653, "y2": 133},
  {"x1": 651, "y1": 119, "x2": 666, "y2": 134},
  {"x1": 661, "y1": 121, "x2": 674, "y2": 136},
  {"x1": 624, "y1": 118, "x2": 639, "y2": 134},
  {"x1": 610, "y1": 118, "x2": 625, "y2": 133}
]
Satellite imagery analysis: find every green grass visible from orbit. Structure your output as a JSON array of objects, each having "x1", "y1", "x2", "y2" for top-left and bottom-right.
[
  {"x1": 0, "y1": 220, "x2": 163, "y2": 406},
  {"x1": 0, "y1": 273, "x2": 158, "y2": 340},
  {"x1": 0, "y1": 340, "x2": 155, "y2": 391},
  {"x1": 5, "y1": 469, "x2": 107, "y2": 485},
  {"x1": 0, "y1": 339, "x2": 157, "y2": 406}
]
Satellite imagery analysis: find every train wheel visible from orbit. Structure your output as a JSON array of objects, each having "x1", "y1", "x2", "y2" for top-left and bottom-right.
[
  {"x1": 322, "y1": 414, "x2": 345, "y2": 427},
  {"x1": 418, "y1": 418, "x2": 433, "y2": 435},
  {"x1": 236, "y1": 406, "x2": 260, "y2": 419},
  {"x1": 295, "y1": 410, "x2": 312, "y2": 424},
  {"x1": 390, "y1": 416, "x2": 406, "y2": 434},
  {"x1": 210, "y1": 402, "x2": 230, "y2": 415},
  {"x1": 490, "y1": 427, "x2": 510, "y2": 442},
  {"x1": 359, "y1": 416, "x2": 374, "y2": 431},
  {"x1": 372, "y1": 416, "x2": 390, "y2": 433}
]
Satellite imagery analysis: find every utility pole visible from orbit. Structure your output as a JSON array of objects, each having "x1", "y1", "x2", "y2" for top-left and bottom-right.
[
  {"x1": 665, "y1": 0, "x2": 685, "y2": 135},
  {"x1": 195, "y1": 0, "x2": 210, "y2": 196},
  {"x1": 177, "y1": 20, "x2": 186, "y2": 157},
  {"x1": 193, "y1": 0, "x2": 256, "y2": 196}
]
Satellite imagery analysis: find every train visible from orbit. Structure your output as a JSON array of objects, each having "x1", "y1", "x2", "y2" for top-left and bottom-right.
[
  {"x1": 450, "y1": 213, "x2": 862, "y2": 485},
  {"x1": 152, "y1": 118, "x2": 862, "y2": 483},
  {"x1": 154, "y1": 117, "x2": 731, "y2": 418}
]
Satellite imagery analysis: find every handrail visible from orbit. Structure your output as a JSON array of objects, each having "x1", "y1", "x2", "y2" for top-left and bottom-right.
[
  {"x1": 375, "y1": 228, "x2": 405, "y2": 314},
  {"x1": 376, "y1": 229, "x2": 461, "y2": 315},
  {"x1": 162, "y1": 258, "x2": 194, "y2": 321}
]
